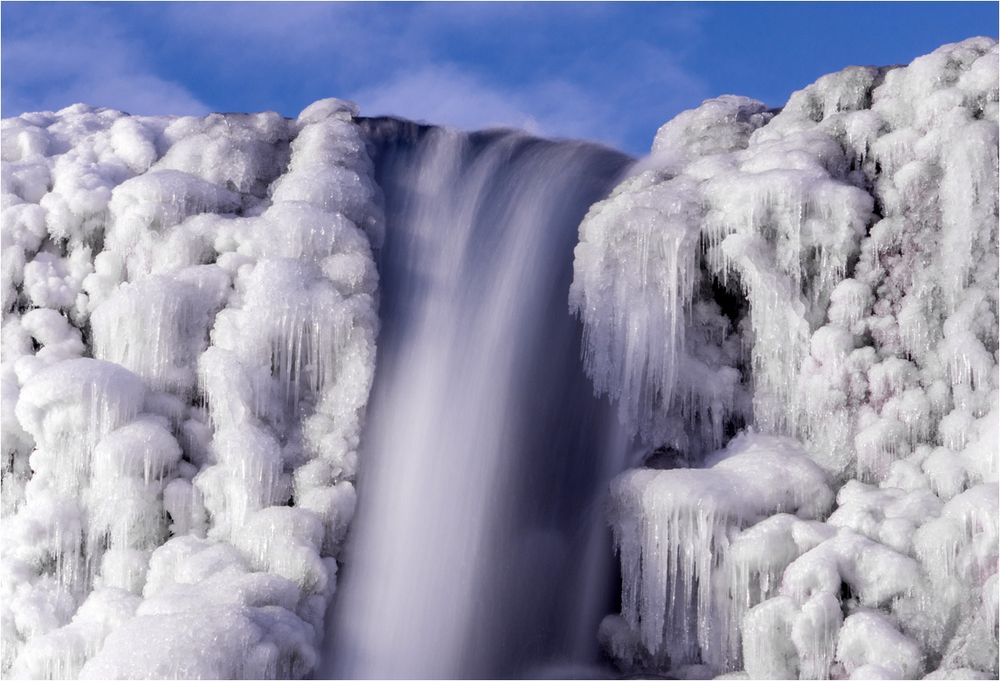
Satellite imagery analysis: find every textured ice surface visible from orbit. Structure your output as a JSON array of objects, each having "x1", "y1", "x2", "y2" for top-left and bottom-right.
[
  {"x1": 3, "y1": 36, "x2": 997, "y2": 681},
  {"x1": 2, "y1": 100, "x2": 381, "y2": 678},
  {"x1": 605, "y1": 434, "x2": 833, "y2": 671},
  {"x1": 583, "y1": 38, "x2": 999, "y2": 678}
]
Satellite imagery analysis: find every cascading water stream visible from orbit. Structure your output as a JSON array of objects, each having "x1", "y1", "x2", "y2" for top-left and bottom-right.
[{"x1": 324, "y1": 121, "x2": 633, "y2": 679}]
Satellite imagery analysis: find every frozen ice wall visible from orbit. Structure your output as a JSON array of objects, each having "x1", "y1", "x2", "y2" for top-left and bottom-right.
[
  {"x1": 576, "y1": 38, "x2": 999, "y2": 678},
  {"x1": 1, "y1": 99, "x2": 382, "y2": 678}
]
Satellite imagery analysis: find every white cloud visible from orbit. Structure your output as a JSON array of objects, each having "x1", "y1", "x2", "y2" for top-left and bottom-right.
[
  {"x1": 2, "y1": 6, "x2": 207, "y2": 116},
  {"x1": 348, "y1": 65, "x2": 621, "y2": 144},
  {"x1": 146, "y1": 2, "x2": 713, "y2": 150},
  {"x1": 347, "y1": 54, "x2": 709, "y2": 151},
  {"x1": 2, "y1": 3, "x2": 712, "y2": 152},
  {"x1": 351, "y1": 66, "x2": 541, "y2": 132}
]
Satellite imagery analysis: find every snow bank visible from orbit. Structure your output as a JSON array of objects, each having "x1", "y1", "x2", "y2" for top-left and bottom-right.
[
  {"x1": 584, "y1": 38, "x2": 999, "y2": 678},
  {"x1": 2, "y1": 99, "x2": 381, "y2": 678}
]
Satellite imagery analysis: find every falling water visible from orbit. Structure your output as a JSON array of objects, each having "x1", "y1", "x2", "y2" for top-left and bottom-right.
[{"x1": 324, "y1": 121, "x2": 634, "y2": 679}]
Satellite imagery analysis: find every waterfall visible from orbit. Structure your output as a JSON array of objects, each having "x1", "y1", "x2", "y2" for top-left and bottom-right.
[{"x1": 325, "y1": 121, "x2": 633, "y2": 679}]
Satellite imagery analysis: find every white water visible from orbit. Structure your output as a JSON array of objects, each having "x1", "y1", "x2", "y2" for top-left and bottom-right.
[{"x1": 325, "y1": 122, "x2": 633, "y2": 678}]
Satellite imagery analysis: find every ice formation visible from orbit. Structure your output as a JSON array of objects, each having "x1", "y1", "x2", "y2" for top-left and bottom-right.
[
  {"x1": 2, "y1": 34, "x2": 996, "y2": 681},
  {"x1": 2, "y1": 99, "x2": 381, "y2": 678},
  {"x1": 578, "y1": 38, "x2": 999, "y2": 678}
]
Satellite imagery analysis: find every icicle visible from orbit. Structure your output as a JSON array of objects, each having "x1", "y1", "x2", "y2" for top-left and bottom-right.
[
  {"x1": 607, "y1": 435, "x2": 833, "y2": 672},
  {"x1": 570, "y1": 175, "x2": 703, "y2": 443}
]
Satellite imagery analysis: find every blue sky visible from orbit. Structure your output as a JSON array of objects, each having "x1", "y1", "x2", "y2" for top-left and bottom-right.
[{"x1": 2, "y1": 2, "x2": 996, "y2": 153}]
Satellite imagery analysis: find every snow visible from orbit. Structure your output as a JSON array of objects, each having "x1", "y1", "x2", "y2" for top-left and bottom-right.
[
  {"x1": 2, "y1": 99, "x2": 380, "y2": 678},
  {"x1": 584, "y1": 37, "x2": 999, "y2": 678}
]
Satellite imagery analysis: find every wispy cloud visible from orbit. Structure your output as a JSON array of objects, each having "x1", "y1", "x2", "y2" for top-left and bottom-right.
[
  {"x1": 2, "y1": 4, "x2": 207, "y2": 116},
  {"x1": 348, "y1": 64, "x2": 632, "y2": 147},
  {"x1": 350, "y1": 65, "x2": 546, "y2": 134},
  {"x1": 1, "y1": 3, "x2": 710, "y2": 152}
]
